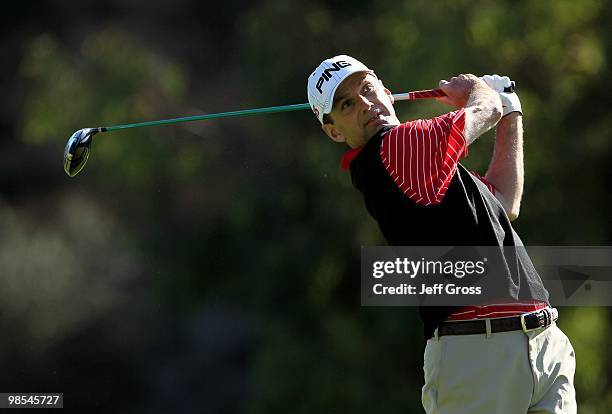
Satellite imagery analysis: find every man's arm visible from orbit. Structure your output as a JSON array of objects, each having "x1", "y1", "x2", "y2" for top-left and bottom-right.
[
  {"x1": 438, "y1": 74, "x2": 502, "y2": 145},
  {"x1": 484, "y1": 113, "x2": 524, "y2": 221}
]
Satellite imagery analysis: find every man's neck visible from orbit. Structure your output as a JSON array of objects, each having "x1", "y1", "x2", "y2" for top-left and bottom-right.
[{"x1": 348, "y1": 122, "x2": 399, "y2": 148}]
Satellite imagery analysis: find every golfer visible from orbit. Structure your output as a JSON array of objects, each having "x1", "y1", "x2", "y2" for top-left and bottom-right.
[{"x1": 307, "y1": 55, "x2": 576, "y2": 413}]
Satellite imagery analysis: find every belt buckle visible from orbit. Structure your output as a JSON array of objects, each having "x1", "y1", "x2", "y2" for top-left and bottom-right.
[{"x1": 520, "y1": 309, "x2": 544, "y2": 333}]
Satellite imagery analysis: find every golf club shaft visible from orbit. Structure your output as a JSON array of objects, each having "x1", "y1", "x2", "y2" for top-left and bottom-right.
[{"x1": 100, "y1": 89, "x2": 446, "y2": 133}]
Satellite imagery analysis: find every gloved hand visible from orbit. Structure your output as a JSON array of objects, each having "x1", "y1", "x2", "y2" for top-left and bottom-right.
[{"x1": 481, "y1": 74, "x2": 522, "y2": 117}]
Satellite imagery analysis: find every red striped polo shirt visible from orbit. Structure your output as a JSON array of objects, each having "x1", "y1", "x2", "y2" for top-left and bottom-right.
[{"x1": 341, "y1": 110, "x2": 545, "y2": 321}]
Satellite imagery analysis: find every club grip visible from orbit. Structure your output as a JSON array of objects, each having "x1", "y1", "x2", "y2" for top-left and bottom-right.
[
  {"x1": 392, "y1": 89, "x2": 445, "y2": 101},
  {"x1": 407, "y1": 89, "x2": 447, "y2": 99}
]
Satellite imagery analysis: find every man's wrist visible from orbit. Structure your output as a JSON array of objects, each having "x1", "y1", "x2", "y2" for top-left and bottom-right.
[{"x1": 497, "y1": 112, "x2": 522, "y2": 132}]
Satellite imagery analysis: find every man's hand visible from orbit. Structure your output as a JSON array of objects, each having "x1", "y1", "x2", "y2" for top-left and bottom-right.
[
  {"x1": 436, "y1": 74, "x2": 484, "y2": 107},
  {"x1": 482, "y1": 74, "x2": 522, "y2": 117},
  {"x1": 436, "y1": 74, "x2": 503, "y2": 145}
]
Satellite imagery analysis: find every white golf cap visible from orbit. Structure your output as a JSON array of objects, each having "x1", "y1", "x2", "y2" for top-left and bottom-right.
[{"x1": 307, "y1": 55, "x2": 372, "y2": 124}]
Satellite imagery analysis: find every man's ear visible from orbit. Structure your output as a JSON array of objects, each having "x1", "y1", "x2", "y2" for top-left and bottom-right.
[{"x1": 321, "y1": 123, "x2": 346, "y2": 143}]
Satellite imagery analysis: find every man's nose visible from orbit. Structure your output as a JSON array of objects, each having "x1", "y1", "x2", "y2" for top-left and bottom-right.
[{"x1": 357, "y1": 94, "x2": 373, "y2": 110}]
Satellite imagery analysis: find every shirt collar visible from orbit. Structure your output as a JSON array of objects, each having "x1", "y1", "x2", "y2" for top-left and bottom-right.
[
  {"x1": 339, "y1": 126, "x2": 395, "y2": 170},
  {"x1": 340, "y1": 145, "x2": 365, "y2": 171}
]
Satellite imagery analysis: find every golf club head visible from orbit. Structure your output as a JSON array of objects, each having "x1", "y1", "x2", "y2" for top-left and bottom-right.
[{"x1": 63, "y1": 128, "x2": 97, "y2": 177}]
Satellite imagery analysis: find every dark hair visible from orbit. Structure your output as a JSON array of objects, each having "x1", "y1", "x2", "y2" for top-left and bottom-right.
[{"x1": 322, "y1": 113, "x2": 333, "y2": 124}]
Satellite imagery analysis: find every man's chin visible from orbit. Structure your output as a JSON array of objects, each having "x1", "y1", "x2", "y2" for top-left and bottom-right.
[{"x1": 369, "y1": 120, "x2": 390, "y2": 135}]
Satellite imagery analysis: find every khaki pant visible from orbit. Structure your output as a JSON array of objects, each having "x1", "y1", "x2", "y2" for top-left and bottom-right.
[{"x1": 422, "y1": 322, "x2": 576, "y2": 413}]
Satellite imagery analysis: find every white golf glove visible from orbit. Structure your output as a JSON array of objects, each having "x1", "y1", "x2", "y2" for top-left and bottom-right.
[{"x1": 481, "y1": 74, "x2": 522, "y2": 117}]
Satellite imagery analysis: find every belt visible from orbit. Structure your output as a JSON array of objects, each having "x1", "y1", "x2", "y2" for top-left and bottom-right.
[{"x1": 435, "y1": 307, "x2": 558, "y2": 337}]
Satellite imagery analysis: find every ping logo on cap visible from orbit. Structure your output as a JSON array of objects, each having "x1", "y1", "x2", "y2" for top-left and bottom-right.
[{"x1": 316, "y1": 61, "x2": 352, "y2": 93}]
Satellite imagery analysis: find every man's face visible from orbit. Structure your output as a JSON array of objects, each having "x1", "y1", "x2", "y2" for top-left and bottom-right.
[{"x1": 322, "y1": 72, "x2": 399, "y2": 148}]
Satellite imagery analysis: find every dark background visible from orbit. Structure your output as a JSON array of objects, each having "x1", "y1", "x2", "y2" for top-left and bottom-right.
[{"x1": 1, "y1": 0, "x2": 610, "y2": 412}]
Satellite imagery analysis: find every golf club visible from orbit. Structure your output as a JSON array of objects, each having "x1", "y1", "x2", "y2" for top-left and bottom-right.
[{"x1": 63, "y1": 88, "x2": 447, "y2": 177}]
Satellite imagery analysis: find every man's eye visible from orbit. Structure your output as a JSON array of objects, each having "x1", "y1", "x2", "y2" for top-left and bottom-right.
[
  {"x1": 341, "y1": 99, "x2": 353, "y2": 110},
  {"x1": 363, "y1": 84, "x2": 375, "y2": 93}
]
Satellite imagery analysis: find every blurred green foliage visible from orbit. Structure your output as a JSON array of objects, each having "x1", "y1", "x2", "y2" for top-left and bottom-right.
[{"x1": 2, "y1": 0, "x2": 611, "y2": 412}]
